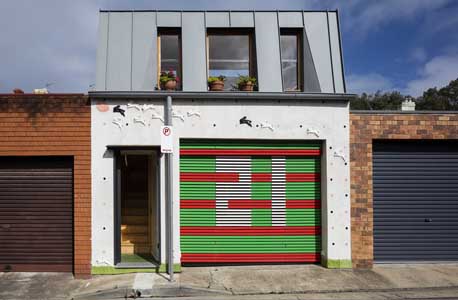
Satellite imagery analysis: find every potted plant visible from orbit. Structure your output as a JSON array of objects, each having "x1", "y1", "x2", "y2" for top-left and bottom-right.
[
  {"x1": 159, "y1": 70, "x2": 179, "y2": 91},
  {"x1": 236, "y1": 75, "x2": 257, "y2": 91},
  {"x1": 208, "y1": 75, "x2": 226, "y2": 91}
]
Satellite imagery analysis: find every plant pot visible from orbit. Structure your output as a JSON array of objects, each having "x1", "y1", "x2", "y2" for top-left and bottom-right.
[
  {"x1": 161, "y1": 80, "x2": 177, "y2": 91},
  {"x1": 239, "y1": 81, "x2": 254, "y2": 92},
  {"x1": 209, "y1": 80, "x2": 225, "y2": 91}
]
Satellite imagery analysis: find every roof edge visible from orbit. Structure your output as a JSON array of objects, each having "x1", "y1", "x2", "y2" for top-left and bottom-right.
[
  {"x1": 88, "y1": 91, "x2": 355, "y2": 101},
  {"x1": 99, "y1": 9, "x2": 338, "y2": 13},
  {"x1": 351, "y1": 110, "x2": 458, "y2": 114}
]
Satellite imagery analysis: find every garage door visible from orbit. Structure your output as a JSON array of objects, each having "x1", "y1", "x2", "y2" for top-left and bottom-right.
[
  {"x1": 373, "y1": 141, "x2": 458, "y2": 262},
  {"x1": 0, "y1": 157, "x2": 73, "y2": 272},
  {"x1": 180, "y1": 140, "x2": 321, "y2": 263}
]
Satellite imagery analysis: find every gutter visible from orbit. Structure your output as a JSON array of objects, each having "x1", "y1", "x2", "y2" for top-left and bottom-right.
[{"x1": 88, "y1": 91, "x2": 356, "y2": 101}]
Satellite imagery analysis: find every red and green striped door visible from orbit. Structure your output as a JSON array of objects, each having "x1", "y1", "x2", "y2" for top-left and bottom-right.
[{"x1": 180, "y1": 140, "x2": 321, "y2": 263}]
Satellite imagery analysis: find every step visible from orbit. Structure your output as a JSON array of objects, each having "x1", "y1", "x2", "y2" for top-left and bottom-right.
[
  {"x1": 121, "y1": 225, "x2": 148, "y2": 234},
  {"x1": 122, "y1": 233, "x2": 149, "y2": 243},
  {"x1": 122, "y1": 215, "x2": 148, "y2": 225},
  {"x1": 121, "y1": 244, "x2": 151, "y2": 254}
]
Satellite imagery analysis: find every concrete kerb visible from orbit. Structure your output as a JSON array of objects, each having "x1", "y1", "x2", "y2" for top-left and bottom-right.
[{"x1": 70, "y1": 264, "x2": 458, "y2": 299}]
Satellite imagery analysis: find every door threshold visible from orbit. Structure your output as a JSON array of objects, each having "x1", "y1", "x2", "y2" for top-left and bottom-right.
[{"x1": 115, "y1": 262, "x2": 158, "y2": 269}]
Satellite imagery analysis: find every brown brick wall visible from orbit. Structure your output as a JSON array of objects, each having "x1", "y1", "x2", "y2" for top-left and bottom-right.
[
  {"x1": 350, "y1": 112, "x2": 458, "y2": 268},
  {"x1": 0, "y1": 94, "x2": 91, "y2": 278}
]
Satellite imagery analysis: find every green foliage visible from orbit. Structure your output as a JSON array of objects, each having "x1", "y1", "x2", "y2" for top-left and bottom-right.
[
  {"x1": 236, "y1": 75, "x2": 257, "y2": 87},
  {"x1": 159, "y1": 70, "x2": 179, "y2": 84},
  {"x1": 351, "y1": 78, "x2": 458, "y2": 111},
  {"x1": 208, "y1": 75, "x2": 226, "y2": 84}
]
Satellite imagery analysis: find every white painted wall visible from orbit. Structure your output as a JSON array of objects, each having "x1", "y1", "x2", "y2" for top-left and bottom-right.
[{"x1": 91, "y1": 99, "x2": 351, "y2": 266}]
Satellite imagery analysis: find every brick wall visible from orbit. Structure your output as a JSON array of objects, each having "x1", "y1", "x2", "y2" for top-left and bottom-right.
[
  {"x1": 0, "y1": 94, "x2": 91, "y2": 278},
  {"x1": 350, "y1": 112, "x2": 458, "y2": 268}
]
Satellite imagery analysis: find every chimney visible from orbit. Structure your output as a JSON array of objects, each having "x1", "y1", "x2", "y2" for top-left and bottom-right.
[{"x1": 401, "y1": 97, "x2": 415, "y2": 111}]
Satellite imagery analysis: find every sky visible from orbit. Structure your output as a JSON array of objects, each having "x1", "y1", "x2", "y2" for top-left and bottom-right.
[{"x1": 0, "y1": 0, "x2": 457, "y2": 96}]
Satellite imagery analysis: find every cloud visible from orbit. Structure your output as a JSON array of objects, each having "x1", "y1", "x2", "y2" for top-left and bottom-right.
[
  {"x1": 409, "y1": 48, "x2": 427, "y2": 63},
  {"x1": 404, "y1": 53, "x2": 458, "y2": 96},
  {"x1": 346, "y1": 73, "x2": 395, "y2": 95},
  {"x1": 311, "y1": 0, "x2": 453, "y2": 37},
  {"x1": 0, "y1": 0, "x2": 100, "y2": 92}
]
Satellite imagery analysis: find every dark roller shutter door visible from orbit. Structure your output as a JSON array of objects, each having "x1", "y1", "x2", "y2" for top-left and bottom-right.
[
  {"x1": 373, "y1": 141, "x2": 458, "y2": 262},
  {"x1": 0, "y1": 157, "x2": 73, "y2": 272}
]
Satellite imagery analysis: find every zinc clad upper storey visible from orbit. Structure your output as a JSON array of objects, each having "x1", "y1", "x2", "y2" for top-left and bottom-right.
[{"x1": 95, "y1": 10, "x2": 345, "y2": 93}]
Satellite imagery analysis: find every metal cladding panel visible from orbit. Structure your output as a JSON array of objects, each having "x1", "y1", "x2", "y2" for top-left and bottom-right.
[
  {"x1": 327, "y1": 12, "x2": 344, "y2": 93},
  {"x1": 95, "y1": 13, "x2": 109, "y2": 91},
  {"x1": 132, "y1": 12, "x2": 157, "y2": 91},
  {"x1": 254, "y1": 12, "x2": 283, "y2": 92},
  {"x1": 373, "y1": 141, "x2": 458, "y2": 262},
  {"x1": 206, "y1": 12, "x2": 230, "y2": 27},
  {"x1": 106, "y1": 12, "x2": 133, "y2": 91},
  {"x1": 0, "y1": 157, "x2": 73, "y2": 272},
  {"x1": 303, "y1": 28, "x2": 321, "y2": 92},
  {"x1": 182, "y1": 12, "x2": 207, "y2": 91},
  {"x1": 230, "y1": 12, "x2": 254, "y2": 28},
  {"x1": 278, "y1": 12, "x2": 303, "y2": 28},
  {"x1": 180, "y1": 140, "x2": 321, "y2": 263},
  {"x1": 303, "y1": 12, "x2": 333, "y2": 93},
  {"x1": 157, "y1": 12, "x2": 181, "y2": 27}
]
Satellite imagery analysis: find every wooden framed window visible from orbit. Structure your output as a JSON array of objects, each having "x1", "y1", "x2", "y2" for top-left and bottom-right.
[
  {"x1": 157, "y1": 28, "x2": 182, "y2": 90},
  {"x1": 207, "y1": 29, "x2": 257, "y2": 91},
  {"x1": 280, "y1": 29, "x2": 303, "y2": 91}
]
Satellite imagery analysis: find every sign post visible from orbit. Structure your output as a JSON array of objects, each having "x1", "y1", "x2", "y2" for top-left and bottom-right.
[{"x1": 163, "y1": 96, "x2": 174, "y2": 282}]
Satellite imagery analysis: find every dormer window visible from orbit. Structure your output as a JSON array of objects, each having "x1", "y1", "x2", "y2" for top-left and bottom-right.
[
  {"x1": 158, "y1": 29, "x2": 182, "y2": 90},
  {"x1": 207, "y1": 30, "x2": 257, "y2": 91},
  {"x1": 280, "y1": 29, "x2": 303, "y2": 91}
]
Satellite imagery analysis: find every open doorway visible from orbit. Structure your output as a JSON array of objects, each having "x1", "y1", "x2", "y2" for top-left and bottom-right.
[{"x1": 115, "y1": 150, "x2": 160, "y2": 267}]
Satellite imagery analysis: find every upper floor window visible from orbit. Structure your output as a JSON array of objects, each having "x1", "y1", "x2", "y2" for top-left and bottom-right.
[
  {"x1": 280, "y1": 29, "x2": 303, "y2": 91},
  {"x1": 158, "y1": 29, "x2": 182, "y2": 90},
  {"x1": 208, "y1": 30, "x2": 256, "y2": 91}
]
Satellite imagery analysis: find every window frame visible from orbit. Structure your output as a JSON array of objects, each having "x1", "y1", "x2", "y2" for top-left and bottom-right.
[
  {"x1": 157, "y1": 28, "x2": 182, "y2": 90},
  {"x1": 206, "y1": 29, "x2": 257, "y2": 89},
  {"x1": 280, "y1": 28, "x2": 304, "y2": 92}
]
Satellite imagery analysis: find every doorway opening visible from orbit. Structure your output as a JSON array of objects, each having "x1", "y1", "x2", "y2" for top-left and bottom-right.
[{"x1": 115, "y1": 150, "x2": 160, "y2": 267}]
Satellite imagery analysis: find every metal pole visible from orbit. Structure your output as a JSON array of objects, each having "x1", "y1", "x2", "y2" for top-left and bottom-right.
[{"x1": 165, "y1": 95, "x2": 174, "y2": 281}]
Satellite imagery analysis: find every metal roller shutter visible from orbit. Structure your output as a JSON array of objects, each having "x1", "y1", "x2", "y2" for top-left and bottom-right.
[
  {"x1": 373, "y1": 141, "x2": 458, "y2": 262},
  {"x1": 0, "y1": 157, "x2": 73, "y2": 272},
  {"x1": 180, "y1": 140, "x2": 321, "y2": 263}
]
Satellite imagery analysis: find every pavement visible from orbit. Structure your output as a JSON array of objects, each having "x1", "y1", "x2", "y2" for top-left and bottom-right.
[{"x1": 1, "y1": 264, "x2": 458, "y2": 299}]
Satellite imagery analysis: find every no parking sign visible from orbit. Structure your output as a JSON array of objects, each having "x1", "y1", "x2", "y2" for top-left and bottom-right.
[{"x1": 161, "y1": 126, "x2": 173, "y2": 153}]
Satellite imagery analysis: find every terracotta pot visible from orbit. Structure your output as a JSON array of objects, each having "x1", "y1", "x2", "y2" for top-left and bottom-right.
[
  {"x1": 239, "y1": 81, "x2": 254, "y2": 92},
  {"x1": 161, "y1": 80, "x2": 177, "y2": 91},
  {"x1": 209, "y1": 80, "x2": 225, "y2": 91}
]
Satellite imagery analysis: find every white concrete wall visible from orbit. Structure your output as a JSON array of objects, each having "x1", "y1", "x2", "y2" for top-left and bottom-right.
[{"x1": 91, "y1": 99, "x2": 351, "y2": 266}]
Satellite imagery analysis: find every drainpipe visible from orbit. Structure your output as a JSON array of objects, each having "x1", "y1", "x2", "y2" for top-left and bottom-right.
[{"x1": 164, "y1": 95, "x2": 174, "y2": 281}]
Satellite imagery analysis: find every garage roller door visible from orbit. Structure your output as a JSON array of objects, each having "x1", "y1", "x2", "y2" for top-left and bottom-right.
[
  {"x1": 180, "y1": 140, "x2": 321, "y2": 263},
  {"x1": 373, "y1": 141, "x2": 458, "y2": 262},
  {"x1": 0, "y1": 157, "x2": 73, "y2": 272}
]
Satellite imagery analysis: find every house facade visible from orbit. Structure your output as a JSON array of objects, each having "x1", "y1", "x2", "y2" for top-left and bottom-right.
[{"x1": 90, "y1": 10, "x2": 353, "y2": 271}]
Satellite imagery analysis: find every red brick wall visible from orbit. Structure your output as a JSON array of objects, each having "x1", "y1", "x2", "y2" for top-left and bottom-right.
[
  {"x1": 350, "y1": 112, "x2": 458, "y2": 268},
  {"x1": 0, "y1": 94, "x2": 91, "y2": 277}
]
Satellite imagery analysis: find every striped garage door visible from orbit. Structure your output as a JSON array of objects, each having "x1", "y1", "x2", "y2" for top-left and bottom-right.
[{"x1": 180, "y1": 140, "x2": 321, "y2": 263}]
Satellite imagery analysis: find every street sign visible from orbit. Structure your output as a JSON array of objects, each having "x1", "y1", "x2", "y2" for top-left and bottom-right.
[{"x1": 161, "y1": 126, "x2": 173, "y2": 153}]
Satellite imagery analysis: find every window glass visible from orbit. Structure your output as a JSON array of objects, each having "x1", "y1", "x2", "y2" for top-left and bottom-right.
[
  {"x1": 208, "y1": 33, "x2": 252, "y2": 90},
  {"x1": 280, "y1": 33, "x2": 301, "y2": 91},
  {"x1": 159, "y1": 32, "x2": 181, "y2": 90}
]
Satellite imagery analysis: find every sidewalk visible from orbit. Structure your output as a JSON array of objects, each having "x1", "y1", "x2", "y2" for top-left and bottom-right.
[{"x1": 1, "y1": 263, "x2": 458, "y2": 299}]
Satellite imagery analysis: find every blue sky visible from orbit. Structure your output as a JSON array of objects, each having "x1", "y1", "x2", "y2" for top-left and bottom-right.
[{"x1": 0, "y1": 0, "x2": 457, "y2": 96}]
